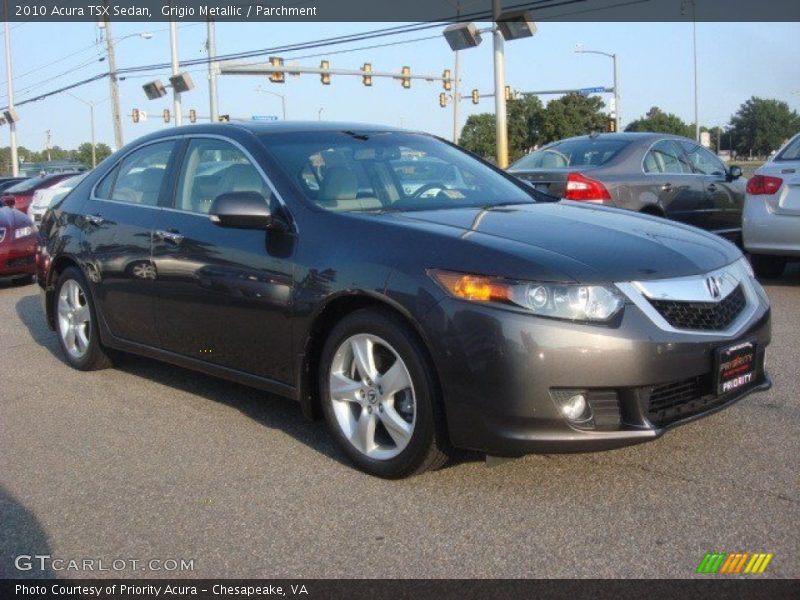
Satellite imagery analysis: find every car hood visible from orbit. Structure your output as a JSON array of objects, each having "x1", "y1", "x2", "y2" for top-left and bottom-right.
[{"x1": 384, "y1": 202, "x2": 740, "y2": 283}]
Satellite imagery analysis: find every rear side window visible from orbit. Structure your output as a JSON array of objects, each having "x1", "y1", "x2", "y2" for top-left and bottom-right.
[
  {"x1": 510, "y1": 139, "x2": 630, "y2": 170},
  {"x1": 95, "y1": 141, "x2": 176, "y2": 206},
  {"x1": 776, "y1": 135, "x2": 800, "y2": 161},
  {"x1": 643, "y1": 140, "x2": 691, "y2": 174}
]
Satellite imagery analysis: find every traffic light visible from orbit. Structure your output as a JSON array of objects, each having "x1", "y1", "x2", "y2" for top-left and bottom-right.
[
  {"x1": 218, "y1": 115, "x2": 230, "y2": 122},
  {"x1": 320, "y1": 60, "x2": 331, "y2": 85},
  {"x1": 401, "y1": 66, "x2": 411, "y2": 89},
  {"x1": 189, "y1": 109, "x2": 197, "y2": 124},
  {"x1": 471, "y1": 89, "x2": 479, "y2": 104},
  {"x1": 269, "y1": 56, "x2": 285, "y2": 83},
  {"x1": 439, "y1": 93, "x2": 447, "y2": 108},
  {"x1": 162, "y1": 109, "x2": 170, "y2": 123},
  {"x1": 362, "y1": 63, "x2": 372, "y2": 87},
  {"x1": 132, "y1": 108, "x2": 140, "y2": 123},
  {"x1": 442, "y1": 69, "x2": 452, "y2": 91},
  {"x1": 504, "y1": 86, "x2": 512, "y2": 101},
  {"x1": 607, "y1": 118, "x2": 617, "y2": 132}
]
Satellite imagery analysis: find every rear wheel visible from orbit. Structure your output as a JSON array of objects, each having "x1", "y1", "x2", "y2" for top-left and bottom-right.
[
  {"x1": 750, "y1": 254, "x2": 786, "y2": 279},
  {"x1": 54, "y1": 266, "x2": 113, "y2": 371},
  {"x1": 319, "y1": 309, "x2": 448, "y2": 478}
]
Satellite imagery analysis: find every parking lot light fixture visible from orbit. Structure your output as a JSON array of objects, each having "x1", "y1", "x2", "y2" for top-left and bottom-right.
[{"x1": 575, "y1": 45, "x2": 620, "y2": 133}]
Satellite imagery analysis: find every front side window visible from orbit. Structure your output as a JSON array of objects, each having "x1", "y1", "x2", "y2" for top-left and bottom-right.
[
  {"x1": 680, "y1": 142, "x2": 726, "y2": 176},
  {"x1": 261, "y1": 131, "x2": 533, "y2": 213},
  {"x1": 176, "y1": 138, "x2": 271, "y2": 214},
  {"x1": 100, "y1": 141, "x2": 175, "y2": 206},
  {"x1": 643, "y1": 140, "x2": 691, "y2": 174}
]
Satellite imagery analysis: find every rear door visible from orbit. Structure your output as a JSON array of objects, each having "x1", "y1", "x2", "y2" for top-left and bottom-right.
[
  {"x1": 680, "y1": 141, "x2": 742, "y2": 235},
  {"x1": 151, "y1": 135, "x2": 295, "y2": 384},
  {"x1": 80, "y1": 139, "x2": 179, "y2": 346},
  {"x1": 639, "y1": 139, "x2": 705, "y2": 225}
]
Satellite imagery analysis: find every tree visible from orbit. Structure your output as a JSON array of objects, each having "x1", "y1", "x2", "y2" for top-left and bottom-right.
[
  {"x1": 459, "y1": 113, "x2": 497, "y2": 161},
  {"x1": 72, "y1": 143, "x2": 113, "y2": 168},
  {"x1": 728, "y1": 97, "x2": 800, "y2": 157},
  {"x1": 537, "y1": 93, "x2": 609, "y2": 143},
  {"x1": 625, "y1": 106, "x2": 694, "y2": 137}
]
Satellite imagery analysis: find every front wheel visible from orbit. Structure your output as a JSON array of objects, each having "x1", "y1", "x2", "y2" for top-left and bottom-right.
[
  {"x1": 54, "y1": 266, "x2": 114, "y2": 371},
  {"x1": 319, "y1": 309, "x2": 448, "y2": 478}
]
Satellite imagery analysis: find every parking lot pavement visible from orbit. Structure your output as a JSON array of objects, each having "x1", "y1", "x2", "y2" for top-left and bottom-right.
[{"x1": 1, "y1": 267, "x2": 798, "y2": 580}]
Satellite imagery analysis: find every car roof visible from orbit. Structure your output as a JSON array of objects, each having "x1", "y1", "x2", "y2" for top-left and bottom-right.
[{"x1": 545, "y1": 132, "x2": 693, "y2": 145}]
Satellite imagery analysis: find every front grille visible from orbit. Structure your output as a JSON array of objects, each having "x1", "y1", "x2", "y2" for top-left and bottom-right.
[{"x1": 648, "y1": 284, "x2": 746, "y2": 330}]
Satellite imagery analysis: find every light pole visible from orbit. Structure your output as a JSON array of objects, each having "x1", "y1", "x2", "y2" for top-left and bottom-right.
[
  {"x1": 575, "y1": 46, "x2": 620, "y2": 132},
  {"x1": 169, "y1": 17, "x2": 182, "y2": 126},
  {"x1": 255, "y1": 86, "x2": 287, "y2": 119},
  {"x1": 66, "y1": 93, "x2": 107, "y2": 168},
  {"x1": 101, "y1": 23, "x2": 153, "y2": 150},
  {"x1": 318, "y1": 107, "x2": 324, "y2": 121},
  {"x1": 491, "y1": 0, "x2": 508, "y2": 167},
  {"x1": 3, "y1": 1, "x2": 19, "y2": 176},
  {"x1": 206, "y1": 18, "x2": 219, "y2": 122},
  {"x1": 682, "y1": 0, "x2": 699, "y2": 141}
]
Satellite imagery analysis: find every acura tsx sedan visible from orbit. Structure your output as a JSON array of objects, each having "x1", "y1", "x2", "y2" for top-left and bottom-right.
[{"x1": 37, "y1": 122, "x2": 771, "y2": 478}]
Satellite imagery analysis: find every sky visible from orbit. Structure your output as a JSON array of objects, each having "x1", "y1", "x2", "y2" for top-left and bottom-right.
[{"x1": 0, "y1": 20, "x2": 798, "y2": 153}]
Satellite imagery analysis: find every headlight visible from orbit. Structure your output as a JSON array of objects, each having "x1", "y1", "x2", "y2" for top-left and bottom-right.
[
  {"x1": 14, "y1": 226, "x2": 34, "y2": 239},
  {"x1": 429, "y1": 269, "x2": 625, "y2": 322}
]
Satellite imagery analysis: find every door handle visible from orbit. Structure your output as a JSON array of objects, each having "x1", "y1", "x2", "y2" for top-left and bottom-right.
[
  {"x1": 661, "y1": 183, "x2": 673, "y2": 191},
  {"x1": 154, "y1": 230, "x2": 185, "y2": 245},
  {"x1": 84, "y1": 214, "x2": 104, "y2": 225},
  {"x1": 707, "y1": 183, "x2": 717, "y2": 192}
]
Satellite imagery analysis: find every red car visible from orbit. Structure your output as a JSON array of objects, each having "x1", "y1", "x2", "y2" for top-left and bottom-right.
[
  {"x1": 0, "y1": 205, "x2": 37, "y2": 284},
  {"x1": 1, "y1": 173, "x2": 78, "y2": 214}
]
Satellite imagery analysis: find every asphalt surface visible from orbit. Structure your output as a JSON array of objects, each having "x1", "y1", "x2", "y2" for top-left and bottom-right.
[{"x1": 1, "y1": 266, "x2": 798, "y2": 579}]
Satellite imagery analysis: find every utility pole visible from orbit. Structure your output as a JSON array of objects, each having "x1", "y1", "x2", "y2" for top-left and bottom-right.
[
  {"x1": 3, "y1": 2, "x2": 19, "y2": 176},
  {"x1": 206, "y1": 18, "x2": 219, "y2": 122},
  {"x1": 682, "y1": 0, "x2": 699, "y2": 142},
  {"x1": 45, "y1": 130, "x2": 51, "y2": 162},
  {"x1": 612, "y1": 53, "x2": 620, "y2": 132},
  {"x1": 169, "y1": 15, "x2": 182, "y2": 126},
  {"x1": 102, "y1": 10, "x2": 124, "y2": 150},
  {"x1": 452, "y1": 49, "x2": 460, "y2": 144},
  {"x1": 492, "y1": 0, "x2": 508, "y2": 168}
]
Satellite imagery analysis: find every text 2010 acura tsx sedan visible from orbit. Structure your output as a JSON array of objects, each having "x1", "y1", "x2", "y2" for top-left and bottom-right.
[{"x1": 37, "y1": 123, "x2": 772, "y2": 478}]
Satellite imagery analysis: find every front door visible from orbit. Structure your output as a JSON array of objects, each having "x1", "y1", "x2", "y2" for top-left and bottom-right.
[
  {"x1": 80, "y1": 139, "x2": 178, "y2": 346},
  {"x1": 681, "y1": 141, "x2": 743, "y2": 236},
  {"x1": 151, "y1": 136, "x2": 296, "y2": 384}
]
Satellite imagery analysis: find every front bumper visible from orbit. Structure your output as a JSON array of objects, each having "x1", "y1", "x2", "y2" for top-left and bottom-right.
[
  {"x1": 0, "y1": 234, "x2": 37, "y2": 279},
  {"x1": 422, "y1": 293, "x2": 771, "y2": 456}
]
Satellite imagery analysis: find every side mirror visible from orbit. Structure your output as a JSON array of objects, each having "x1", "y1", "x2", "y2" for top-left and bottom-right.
[
  {"x1": 728, "y1": 165, "x2": 743, "y2": 181},
  {"x1": 209, "y1": 192, "x2": 283, "y2": 230}
]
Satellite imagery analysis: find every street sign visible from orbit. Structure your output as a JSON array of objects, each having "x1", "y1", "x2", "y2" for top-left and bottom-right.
[
  {"x1": 251, "y1": 115, "x2": 279, "y2": 121},
  {"x1": 578, "y1": 86, "x2": 606, "y2": 96}
]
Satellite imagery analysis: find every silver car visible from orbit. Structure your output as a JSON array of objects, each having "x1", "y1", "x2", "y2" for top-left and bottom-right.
[{"x1": 743, "y1": 133, "x2": 800, "y2": 278}]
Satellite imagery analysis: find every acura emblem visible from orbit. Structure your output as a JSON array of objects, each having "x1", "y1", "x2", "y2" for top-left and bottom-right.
[{"x1": 705, "y1": 276, "x2": 722, "y2": 299}]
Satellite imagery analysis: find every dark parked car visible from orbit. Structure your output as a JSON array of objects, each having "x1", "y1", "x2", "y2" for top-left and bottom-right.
[
  {"x1": 0, "y1": 177, "x2": 27, "y2": 193},
  {"x1": 1, "y1": 172, "x2": 78, "y2": 215},
  {"x1": 0, "y1": 205, "x2": 37, "y2": 284},
  {"x1": 37, "y1": 123, "x2": 771, "y2": 478},
  {"x1": 508, "y1": 132, "x2": 746, "y2": 242}
]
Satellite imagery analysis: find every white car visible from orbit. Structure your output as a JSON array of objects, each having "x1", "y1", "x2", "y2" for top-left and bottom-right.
[
  {"x1": 743, "y1": 133, "x2": 800, "y2": 278},
  {"x1": 29, "y1": 172, "x2": 88, "y2": 224}
]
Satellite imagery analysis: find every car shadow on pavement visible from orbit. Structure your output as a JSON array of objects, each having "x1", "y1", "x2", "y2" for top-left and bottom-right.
[
  {"x1": 758, "y1": 261, "x2": 800, "y2": 287},
  {"x1": 0, "y1": 485, "x2": 55, "y2": 579},
  {"x1": 14, "y1": 293, "x2": 473, "y2": 472}
]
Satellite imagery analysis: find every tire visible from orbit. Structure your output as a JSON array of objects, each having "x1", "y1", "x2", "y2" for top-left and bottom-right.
[
  {"x1": 54, "y1": 266, "x2": 114, "y2": 371},
  {"x1": 319, "y1": 308, "x2": 448, "y2": 478},
  {"x1": 750, "y1": 255, "x2": 786, "y2": 279}
]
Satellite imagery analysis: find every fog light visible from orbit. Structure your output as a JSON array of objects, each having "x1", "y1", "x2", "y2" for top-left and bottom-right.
[
  {"x1": 561, "y1": 394, "x2": 587, "y2": 420},
  {"x1": 551, "y1": 390, "x2": 593, "y2": 424}
]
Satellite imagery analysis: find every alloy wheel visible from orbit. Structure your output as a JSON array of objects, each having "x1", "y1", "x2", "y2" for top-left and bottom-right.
[
  {"x1": 57, "y1": 279, "x2": 92, "y2": 359},
  {"x1": 328, "y1": 334, "x2": 416, "y2": 460}
]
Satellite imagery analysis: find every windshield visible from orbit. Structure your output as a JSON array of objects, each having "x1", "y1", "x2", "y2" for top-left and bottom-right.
[
  {"x1": 510, "y1": 138, "x2": 631, "y2": 170},
  {"x1": 260, "y1": 131, "x2": 534, "y2": 212}
]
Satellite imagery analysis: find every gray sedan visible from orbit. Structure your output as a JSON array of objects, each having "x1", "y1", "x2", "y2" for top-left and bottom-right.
[{"x1": 509, "y1": 132, "x2": 746, "y2": 241}]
